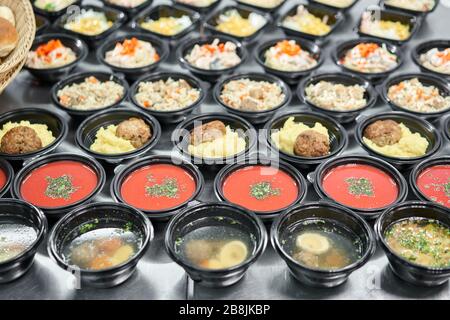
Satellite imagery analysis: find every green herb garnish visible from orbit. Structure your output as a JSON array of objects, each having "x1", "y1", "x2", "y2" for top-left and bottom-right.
[
  {"x1": 345, "y1": 177, "x2": 374, "y2": 197},
  {"x1": 444, "y1": 178, "x2": 450, "y2": 198},
  {"x1": 250, "y1": 181, "x2": 280, "y2": 200},
  {"x1": 123, "y1": 222, "x2": 133, "y2": 232},
  {"x1": 45, "y1": 175, "x2": 79, "y2": 200},
  {"x1": 145, "y1": 178, "x2": 179, "y2": 198},
  {"x1": 79, "y1": 219, "x2": 99, "y2": 234}
]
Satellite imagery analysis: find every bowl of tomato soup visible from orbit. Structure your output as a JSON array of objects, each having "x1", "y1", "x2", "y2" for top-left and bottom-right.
[
  {"x1": 410, "y1": 156, "x2": 450, "y2": 208},
  {"x1": 12, "y1": 153, "x2": 105, "y2": 219},
  {"x1": 215, "y1": 159, "x2": 306, "y2": 221},
  {"x1": 0, "y1": 159, "x2": 13, "y2": 198},
  {"x1": 111, "y1": 155, "x2": 204, "y2": 220},
  {"x1": 312, "y1": 155, "x2": 407, "y2": 219}
]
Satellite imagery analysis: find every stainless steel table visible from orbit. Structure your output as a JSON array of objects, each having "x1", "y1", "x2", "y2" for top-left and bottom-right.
[{"x1": 0, "y1": 0, "x2": 449, "y2": 300}]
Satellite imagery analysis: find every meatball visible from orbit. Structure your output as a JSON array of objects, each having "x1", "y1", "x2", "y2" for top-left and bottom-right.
[
  {"x1": 0, "y1": 126, "x2": 42, "y2": 154},
  {"x1": 190, "y1": 120, "x2": 226, "y2": 146},
  {"x1": 363, "y1": 120, "x2": 402, "y2": 147},
  {"x1": 294, "y1": 130, "x2": 330, "y2": 157},
  {"x1": 116, "y1": 117, "x2": 151, "y2": 149}
]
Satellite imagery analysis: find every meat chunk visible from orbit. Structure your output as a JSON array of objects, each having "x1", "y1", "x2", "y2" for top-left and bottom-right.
[
  {"x1": 294, "y1": 130, "x2": 330, "y2": 157},
  {"x1": 363, "y1": 120, "x2": 402, "y2": 147},
  {"x1": 116, "y1": 117, "x2": 151, "y2": 149},
  {"x1": 0, "y1": 126, "x2": 42, "y2": 154},
  {"x1": 190, "y1": 120, "x2": 226, "y2": 146}
]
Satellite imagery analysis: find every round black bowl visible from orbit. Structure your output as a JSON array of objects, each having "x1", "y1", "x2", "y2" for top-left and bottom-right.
[
  {"x1": 412, "y1": 40, "x2": 450, "y2": 78},
  {"x1": 445, "y1": 116, "x2": 450, "y2": 142},
  {"x1": 24, "y1": 33, "x2": 88, "y2": 83},
  {"x1": 51, "y1": 71, "x2": 129, "y2": 118},
  {"x1": 203, "y1": 5, "x2": 271, "y2": 44},
  {"x1": 32, "y1": 0, "x2": 82, "y2": 21},
  {"x1": 173, "y1": 0, "x2": 222, "y2": 14},
  {"x1": 214, "y1": 157, "x2": 307, "y2": 222},
  {"x1": 177, "y1": 35, "x2": 247, "y2": 83},
  {"x1": 130, "y1": 71, "x2": 207, "y2": 124},
  {"x1": 380, "y1": 0, "x2": 439, "y2": 16},
  {"x1": 103, "y1": 0, "x2": 153, "y2": 17},
  {"x1": 309, "y1": 0, "x2": 359, "y2": 12},
  {"x1": 355, "y1": 112, "x2": 442, "y2": 170},
  {"x1": 172, "y1": 112, "x2": 257, "y2": 168},
  {"x1": 213, "y1": 72, "x2": 292, "y2": 124},
  {"x1": 75, "y1": 108, "x2": 161, "y2": 164},
  {"x1": 277, "y1": 3, "x2": 344, "y2": 43},
  {"x1": 236, "y1": 0, "x2": 286, "y2": 13},
  {"x1": 380, "y1": 73, "x2": 450, "y2": 120},
  {"x1": 263, "y1": 111, "x2": 348, "y2": 170},
  {"x1": 165, "y1": 202, "x2": 267, "y2": 287},
  {"x1": 0, "y1": 108, "x2": 68, "y2": 162},
  {"x1": 11, "y1": 153, "x2": 106, "y2": 220},
  {"x1": 333, "y1": 38, "x2": 403, "y2": 83},
  {"x1": 130, "y1": 4, "x2": 200, "y2": 41},
  {"x1": 310, "y1": 155, "x2": 408, "y2": 220},
  {"x1": 0, "y1": 159, "x2": 13, "y2": 198},
  {"x1": 0, "y1": 199, "x2": 47, "y2": 283},
  {"x1": 375, "y1": 201, "x2": 450, "y2": 286},
  {"x1": 111, "y1": 155, "x2": 204, "y2": 221},
  {"x1": 297, "y1": 72, "x2": 378, "y2": 123},
  {"x1": 47, "y1": 202, "x2": 153, "y2": 288},
  {"x1": 35, "y1": 14, "x2": 50, "y2": 36},
  {"x1": 97, "y1": 32, "x2": 169, "y2": 82},
  {"x1": 409, "y1": 156, "x2": 450, "y2": 208},
  {"x1": 54, "y1": 5, "x2": 127, "y2": 48},
  {"x1": 255, "y1": 37, "x2": 324, "y2": 85},
  {"x1": 271, "y1": 202, "x2": 376, "y2": 288}
]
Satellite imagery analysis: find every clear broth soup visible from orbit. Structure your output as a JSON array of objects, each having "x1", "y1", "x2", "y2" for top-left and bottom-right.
[{"x1": 0, "y1": 216, "x2": 38, "y2": 263}]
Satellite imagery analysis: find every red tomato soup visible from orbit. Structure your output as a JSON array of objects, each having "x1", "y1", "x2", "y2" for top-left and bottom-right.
[
  {"x1": 222, "y1": 165, "x2": 299, "y2": 212},
  {"x1": 20, "y1": 160, "x2": 98, "y2": 208},
  {"x1": 322, "y1": 164, "x2": 399, "y2": 210},
  {"x1": 416, "y1": 165, "x2": 450, "y2": 208},
  {"x1": 0, "y1": 167, "x2": 7, "y2": 191},
  {"x1": 120, "y1": 164, "x2": 197, "y2": 211}
]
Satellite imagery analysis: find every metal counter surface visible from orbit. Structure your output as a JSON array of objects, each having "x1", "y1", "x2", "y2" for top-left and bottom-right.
[{"x1": 0, "y1": 0, "x2": 449, "y2": 300}]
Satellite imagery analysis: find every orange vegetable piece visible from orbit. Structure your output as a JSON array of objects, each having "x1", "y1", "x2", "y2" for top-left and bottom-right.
[
  {"x1": 90, "y1": 255, "x2": 114, "y2": 270},
  {"x1": 36, "y1": 39, "x2": 64, "y2": 57},
  {"x1": 120, "y1": 37, "x2": 139, "y2": 55},
  {"x1": 356, "y1": 43, "x2": 379, "y2": 58},
  {"x1": 97, "y1": 238, "x2": 123, "y2": 255},
  {"x1": 275, "y1": 40, "x2": 301, "y2": 56}
]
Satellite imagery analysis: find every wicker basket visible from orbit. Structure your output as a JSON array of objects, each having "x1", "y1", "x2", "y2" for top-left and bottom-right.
[{"x1": 0, "y1": 57, "x2": 25, "y2": 94}]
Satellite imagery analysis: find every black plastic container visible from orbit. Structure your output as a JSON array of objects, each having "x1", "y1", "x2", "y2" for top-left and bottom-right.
[
  {"x1": 75, "y1": 108, "x2": 161, "y2": 164},
  {"x1": 0, "y1": 108, "x2": 68, "y2": 162},
  {"x1": 214, "y1": 157, "x2": 307, "y2": 222},
  {"x1": 445, "y1": 116, "x2": 450, "y2": 142},
  {"x1": 177, "y1": 35, "x2": 247, "y2": 83},
  {"x1": 173, "y1": 0, "x2": 221, "y2": 14},
  {"x1": 277, "y1": 3, "x2": 344, "y2": 43},
  {"x1": 111, "y1": 155, "x2": 204, "y2": 221},
  {"x1": 172, "y1": 112, "x2": 257, "y2": 168},
  {"x1": 165, "y1": 202, "x2": 267, "y2": 287},
  {"x1": 263, "y1": 111, "x2": 348, "y2": 170},
  {"x1": 380, "y1": 73, "x2": 450, "y2": 120},
  {"x1": 333, "y1": 38, "x2": 403, "y2": 83},
  {"x1": 309, "y1": 0, "x2": 359, "y2": 12},
  {"x1": 409, "y1": 156, "x2": 450, "y2": 208},
  {"x1": 380, "y1": 0, "x2": 439, "y2": 16},
  {"x1": 255, "y1": 37, "x2": 323, "y2": 85},
  {"x1": 54, "y1": 5, "x2": 127, "y2": 48},
  {"x1": 131, "y1": 4, "x2": 200, "y2": 41},
  {"x1": 24, "y1": 33, "x2": 88, "y2": 83},
  {"x1": 102, "y1": 0, "x2": 153, "y2": 17},
  {"x1": 35, "y1": 14, "x2": 50, "y2": 36},
  {"x1": 204, "y1": 5, "x2": 271, "y2": 43},
  {"x1": 236, "y1": 0, "x2": 286, "y2": 13},
  {"x1": 297, "y1": 72, "x2": 378, "y2": 123},
  {"x1": 375, "y1": 201, "x2": 450, "y2": 286},
  {"x1": 357, "y1": 8, "x2": 421, "y2": 46},
  {"x1": 51, "y1": 71, "x2": 130, "y2": 118},
  {"x1": 271, "y1": 202, "x2": 376, "y2": 288},
  {"x1": 11, "y1": 153, "x2": 106, "y2": 220},
  {"x1": 0, "y1": 199, "x2": 47, "y2": 283},
  {"x1": 310, "y1": 155, "x2": 408, "y2": 220},
  {"x1": 0, "y1": 159, "x2": 13, "y2": 198},
  {"x1": 129, "y1": 71, "x2": 207, "y2": 124},
  {"x1": 412, "y1": 40, "x2": 450, "y2": 78},
  {"x1": 97, "y1": 32, "x2": 169, "y2": 82},
  {"x1": 355, "y1": 112, "x2": 441, "y2": 170},
  {"x1": 47, "y1": 202, "x2": 153, "y2": 288},
  {"x1": 32, "y1": 0, "x2": 82, "y2": 21},
  {"x1": 213, "y1": 72, "x2": 292, "y2": 124}
]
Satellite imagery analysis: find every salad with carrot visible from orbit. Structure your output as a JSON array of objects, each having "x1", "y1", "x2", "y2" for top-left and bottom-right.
[
  {"x1": 265, "y1": 40, "x2": 318, "y2": 72},
  {"x1": 339, "y1": 42, "x2": 398, "y2": 73},
  {"x1": 105, "y1": 37, "x2": 160, "y2": 68},
  {"x1": 27, "y1": 39, "x2": 77, "y2": 69},
  {"x1": 185, "y1": 39, "x2": 241, "y2": 70}
]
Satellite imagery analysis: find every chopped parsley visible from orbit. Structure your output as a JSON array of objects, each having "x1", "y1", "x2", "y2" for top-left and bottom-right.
[
  {"x1": 345, "y1": 177, "x2": 374, "y2": 197},
  {"x1": 45, "y1": 175, "x2": 79, "y2": 200},
  {"x1": 145, "y1": 177, "x2": 179, "y2": 198},
  {"x1": 250, "y1": 181, "x2": 280, "y2": 200}
]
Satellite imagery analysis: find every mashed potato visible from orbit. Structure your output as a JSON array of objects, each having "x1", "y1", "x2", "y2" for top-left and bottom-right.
[
  {"x1": 0, "y1": 121, "x2": 55, "y2": 147},
  {"x1": 363, "y1": 123, "x2": 429, "y2": 158},
  {"x1": 90, "y1": 125, "x2": 135, "y2": 154},
  {"x1": 271, "y1": 117, "x2": 329, "y2": 155},
  {"x1": 188, "y1": 126, "x2": 246, "y2": 158}
]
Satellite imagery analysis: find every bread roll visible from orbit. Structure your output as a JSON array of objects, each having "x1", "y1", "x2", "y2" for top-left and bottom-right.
[
  {"x1": 0, "y1": 17, "x2": 18, "y2": 58},
  {"x1": 0, "y1": 6, "x2": 15, "y2": 26}
]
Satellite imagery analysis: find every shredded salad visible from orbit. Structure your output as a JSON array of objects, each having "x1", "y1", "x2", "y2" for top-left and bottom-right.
[
  {"x1": 282, "y1": 5, "x2": 331, "y2": 36},
  {"x1": 34, "y1": 0, "x2": 76, "y2": 11},
  {"x1": 419, "y1": 48, "x2": 450, "y2": 75},
  {"x1": 340, "y1": 42, "x2": 398, "y2": 73},
  {"x1": 185, "y1": 39, "x2": 241, "y2": 70},
  {"x1": 140, "y1": 15, "x2": 192, "y2": 36},
  {"x1": 215, "y1": 9, "x2": 267, "y2": 37},
  {"x1": 27, "y1": 39, "x2": 77, "y2": 69},
  {"x1": 305, "y1": 81, "x2": 367, "y2": 111},
  {"x1": 238, "y1": 0, "x2": 284, "y2": 9},
  {"x1": 313, "y1": 0, "x2": 355, "y2": 8},
  {"x1": 105, "y1": 37, "x2": 160, "y2": 68},
  {"x1": 265, "y1": 40, "x2": 318, "y2": 72},
  {"x1": 64, "y1": 9, "x2": 113, "y2": 36},
  {"x1": 384, "y1": 0, "x2": 435, "y2": 12},
  {"x1": 360, "y1": 11, "x2": 410, "y2": 41}
]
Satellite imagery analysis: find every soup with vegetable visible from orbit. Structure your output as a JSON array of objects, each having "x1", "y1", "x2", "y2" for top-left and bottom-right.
[
  {"x1": 416, "y1": 164, "x2": 450, "y2": 208},
  {"x1": 0, "y1": 217, "x2": 37, "y2": 263}
]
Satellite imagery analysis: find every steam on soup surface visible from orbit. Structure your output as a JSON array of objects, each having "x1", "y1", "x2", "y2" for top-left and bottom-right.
[
  {"x1": 0, "y1": 217, "x2": 37, "y2": 263},
  {"x1": 385, "y1": 218, "x2": 450, "y2": 268},
  {"x1": 281, "y1": 219, "x2": 364, "y2": 270},
  {"x1": 175, "y1": 222, "x2": 256, "y2": 270},
  {"x1": 63, "y1": 220, "x2": 142, "y2": 271}
]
